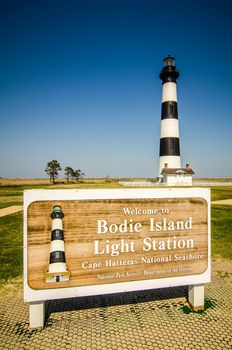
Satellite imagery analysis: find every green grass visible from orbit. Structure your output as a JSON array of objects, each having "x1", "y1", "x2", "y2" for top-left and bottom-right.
[
  {"x1": 0, "y1": 182, "x2": 124, "y2": 209},
  {"x1": 0, "y1": 183, "x2": 231, "y2": 206},
  {"x1": 211, "y1": 205, "x2": 232, "y2": 260},
  {"x1": 211, "y1": 186, "x2": 232, "y2": 201},
  {"x1": 0, "y1": 202, "x2": 23, "y2": 209},
  {"x1": 0, "y1": 187, "x2": 24, "y2": 208},
  {"x1": 43, "y1": 182, "x2": 124, "y2": 189},
  {"x1": 0, "y1": 212, "x2": 23, "y2": 287}
]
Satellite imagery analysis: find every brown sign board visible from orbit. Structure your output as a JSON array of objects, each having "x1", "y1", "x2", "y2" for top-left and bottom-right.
[{"x1": 24, "y1": 188, "x2": 210, "y2": 302}]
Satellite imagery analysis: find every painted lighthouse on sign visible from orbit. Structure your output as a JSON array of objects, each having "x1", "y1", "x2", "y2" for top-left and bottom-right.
[{"x1": 158, "y1": 55, "x2": 195, "y2": 186}]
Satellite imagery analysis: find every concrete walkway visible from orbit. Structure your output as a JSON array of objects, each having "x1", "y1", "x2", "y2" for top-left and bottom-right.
[
  {"x1": 0, "y1": 205, "x2": 23, "y2": 217},
  {"x1": 0, "y1": 261, "x2": 231, "y2": 350}
]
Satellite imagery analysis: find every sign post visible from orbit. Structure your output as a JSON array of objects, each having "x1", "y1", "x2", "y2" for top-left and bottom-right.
[{"x1": 24, "y1": 188, "x2": 210, "y2": 328}]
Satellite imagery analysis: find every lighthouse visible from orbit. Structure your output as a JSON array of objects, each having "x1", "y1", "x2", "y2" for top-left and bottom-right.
[
  {"x1": 45, "y1": 205, "x2": 70, "y2": 283},
  {"x1": 159, "y1": 55, "x2": 181, "y2": 176},
  {"x1": 158, "y1": 55, "x2": 195, "y2": 186}
]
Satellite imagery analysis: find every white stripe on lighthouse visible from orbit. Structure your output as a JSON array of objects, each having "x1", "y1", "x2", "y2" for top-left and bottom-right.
[
  {"x1": 159, "y1": 156, "x2": 181, "y2": 173},
  {"x1": 162, "y1": 82, "x2": 177, "y2": 102},
  {"x1": 160, "y1": 119, "x2": 179, "y2": 138},
  {"x1": 48, "y1": 262, "x2": 67, "y2": 274},
  {"x1": 52, "y1": 219, "x2": 63, "y2": 231},
  {"x1": 50, "y1": 240, "x2": 65, "y2": 252}
]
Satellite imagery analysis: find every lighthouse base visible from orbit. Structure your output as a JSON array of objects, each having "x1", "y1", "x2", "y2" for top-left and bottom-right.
[
  {"x1": 45, "y1": 271, "x2": 70, "y2": 283},
  {"x1": 161, "y1": 173, "x2": 193, "y2": 186},
  {"x1": 159, "y1": 156, "x2": 181, "y2": 177}
]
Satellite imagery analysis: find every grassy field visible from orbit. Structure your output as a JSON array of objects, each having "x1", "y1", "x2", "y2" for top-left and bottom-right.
[
  {"x1": 0, "y1": 212, "x2": 23, "y2": 287},
  {"x1": 0, "y1": 183, "x2": 231, "y2": 287},
  {"x1": 211, "y1": 205, "x2": 232, "y2": 260},
  {"x1": 0, "y1": 183, "x2": 232, "y2": 208},
  {"x1": 0, "y1": 182, "x2": 124, "y2": 209},
  {"x1": 211, "y1": 186, "x2": 232, "y2": 201},
  {"x1": 0, "y1": 188, "x2": 23, "y2": 209}
]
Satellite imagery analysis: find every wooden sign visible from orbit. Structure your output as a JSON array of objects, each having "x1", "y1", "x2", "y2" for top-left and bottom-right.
[{"x1": 24, "y1": 188, "x2": 210, "y2": 302}]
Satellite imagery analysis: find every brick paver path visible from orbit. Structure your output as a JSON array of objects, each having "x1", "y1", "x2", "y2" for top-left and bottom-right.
[{"x1": 0, "y1": 262, "x2": 231, "y2": 349}]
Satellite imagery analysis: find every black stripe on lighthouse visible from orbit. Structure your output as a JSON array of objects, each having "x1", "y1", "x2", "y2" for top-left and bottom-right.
[
  {"x1": 161, "y1": 101, "x2": 178, "y2": 119},
  {"x1": 160, "y1": 72, "x2": 179, "y2": 84},
  {"x1": 50, "y1": 251, "x2": 66, "y2": 264},
  {"x1": 159, "y1": 137, "x2": 180, "y2": 156},
  {"x1": 51, "y1": 229, "x2": 64, "y2": 241}
]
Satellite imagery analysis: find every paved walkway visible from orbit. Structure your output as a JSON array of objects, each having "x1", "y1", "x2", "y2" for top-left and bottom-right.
[
  {"x1": 211, "y1": 199, "x2": 232, "y2": 205},
  {"x1": 0, "y1": 261, "x2": 231, "y2": 350},
  {"x1": 0, "y1": 205, "x2": 23, "y2": 217}
]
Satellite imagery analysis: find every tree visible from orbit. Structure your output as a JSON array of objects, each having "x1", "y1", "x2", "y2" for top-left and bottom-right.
[
  {"x1": 72, "y1": 169, "x2": 85, "y2": 182},
  {"x1": 45, "y1": 160, "x2": 62, "y2": 184},
  {"x1": 64, "y1": 166, "x2": 73, "y2": 183}
]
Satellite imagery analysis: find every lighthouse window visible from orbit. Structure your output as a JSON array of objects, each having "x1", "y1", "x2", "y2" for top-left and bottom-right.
[{"x1": 164, "y1": 57, "x2": 175, "y2": 67}]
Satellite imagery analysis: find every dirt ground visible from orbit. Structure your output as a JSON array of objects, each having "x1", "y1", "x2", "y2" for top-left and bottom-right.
[
  {"x1": 211, "y1": 199, "x2": 232, "y2": 205},
  {"x1": 212, "y1": 259, "x2": 232, "y2": 274},
  {"x1": 0, "y1": 205, "x2": 23, "y2": 217}
]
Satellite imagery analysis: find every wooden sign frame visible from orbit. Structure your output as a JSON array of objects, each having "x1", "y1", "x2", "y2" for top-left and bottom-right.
[{"x1": 24, "y1": 188, "x2": 211, "y2": 303}]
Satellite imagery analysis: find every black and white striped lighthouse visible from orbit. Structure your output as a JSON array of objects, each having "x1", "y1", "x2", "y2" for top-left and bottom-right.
[
  {"x1": 45, "y1": 205, "x2": 70, "y2": 283},
  {"x1": 159, "y1": 55, "x2": 181, "y2": 176}
]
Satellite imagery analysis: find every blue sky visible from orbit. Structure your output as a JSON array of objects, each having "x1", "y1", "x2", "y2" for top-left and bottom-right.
[{"x1": 0, "y1": 0, "x2": 232, "y2": 178}]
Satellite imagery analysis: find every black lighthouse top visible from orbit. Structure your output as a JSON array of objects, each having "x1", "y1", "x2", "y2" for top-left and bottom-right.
[{"x1": 159, "y1": 55, "x2": 180, "y2": 84}]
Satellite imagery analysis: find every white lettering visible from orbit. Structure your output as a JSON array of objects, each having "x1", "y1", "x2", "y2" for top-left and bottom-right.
[
  {"x1": 149, "y1": 217, "x2": 193, "y2": 232},
  {"x1": 97, "y1": 220, "x2": 108, "y2": 234},
  {"x1": 123, "y1": 207, "x2": 159, "y2": 215},
  {"x1": 143, "y1": 236, "x2": 194, "y2": 251},
  {"x1": 82, "y1": 261, "x2": 102, "y2": 270},
  {"x1": 94, "y1": 239, "x2": 136, "y2": 256},
  {"x1": 97, "y1": 219, "x2": 142, "y2": 234}
]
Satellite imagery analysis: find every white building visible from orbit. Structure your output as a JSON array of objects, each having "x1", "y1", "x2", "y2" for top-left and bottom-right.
[{"x1": 161, "y1": 163, "x2": 195, "y2": 186}]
